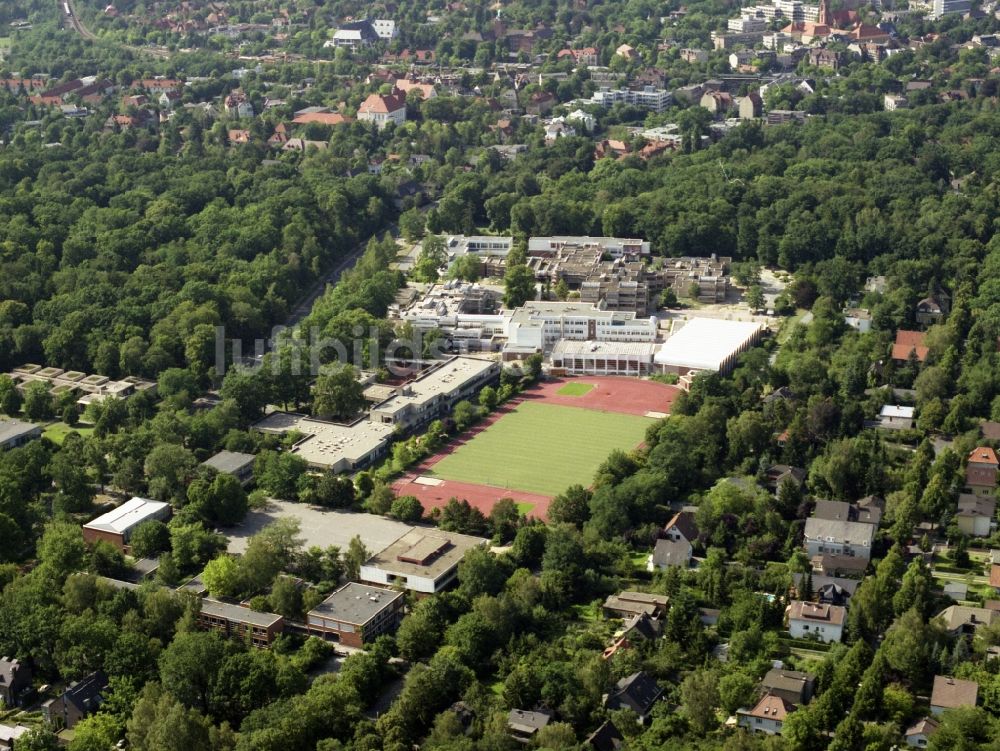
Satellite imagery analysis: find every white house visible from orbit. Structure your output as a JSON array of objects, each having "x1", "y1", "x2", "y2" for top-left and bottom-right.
[
  {"x1": 357, "y1": 89, "x2": 407, "y2": 130},
  {"x1": 802, "y1": 516, "x2": 875, "y2": 560},
  {"x1": 905, "y1": 717, "x2": 939, "y2": 748},
  {"x1": 877, "y1": 404, "x2": 915, "y2": 430},
  {"x1": 737, "y1": 694, "x2": 795, "y2": 735},
  {"x1": 956, "y1": 495, "x2": 996, "y2": 537},
  {"x1": 786, "y1": 601, "x2": 845, "y2": 643},
  {"x1": 372, "y1": 19, "x2": 397, "y2": 39},
  {"x1": 843, "y1": 308, "x2": 872, "y2": 333}
]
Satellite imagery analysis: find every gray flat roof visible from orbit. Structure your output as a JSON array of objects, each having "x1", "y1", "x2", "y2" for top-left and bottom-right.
[
  {"x1": 0, "y1": 418, "x2": 40, "y2": 444},
  {"x1": 364, "y1": 528, "x2": 486, "y2": 580},
  {"x1": 226, "y1": 501, "x2": 416, "y2": 556},
  {"x1": 201, "y1": 598, "x2": 283, "y2": 628},
  {"x1": 308, "y1": 582, "x2": 404, "y2": 626},
  {"x1": 202, "y1": 450, "x2": 256, "y2": 474}
]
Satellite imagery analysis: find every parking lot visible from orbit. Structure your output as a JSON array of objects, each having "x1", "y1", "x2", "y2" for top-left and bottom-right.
[{"x1": 226, "y1": 499, "x2": 415, "y2": 555}]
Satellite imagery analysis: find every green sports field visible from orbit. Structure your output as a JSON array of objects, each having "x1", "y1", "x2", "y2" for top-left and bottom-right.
[
  {"x1": 427, "y1": 401, "x2": 651, "y2": 496},
  {"x1": 556, "y1": 382, "x2": 595, "y2": 397}
]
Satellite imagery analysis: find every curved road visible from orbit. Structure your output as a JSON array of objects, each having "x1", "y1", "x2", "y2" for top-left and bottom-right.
[{"x1": 63, "y1": 0, "x2": 172, "y2": 58}]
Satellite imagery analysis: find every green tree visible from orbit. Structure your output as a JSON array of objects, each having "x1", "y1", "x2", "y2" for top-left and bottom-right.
[
  {"x1": 0, "y1": 374, "x2": 22, "y2": 416},
  {"x1": 503, "y1": 265, "x2": 536, "y2": 309},
  {"x1": 269, "y1": 575, "x2": 304, "y2": 619},
  {"x1": 746, "y1": 285, "x2": 765, "y2": 311},
  {"x1": 187, "y1": 473, "x2": 248, "y2": 526},
  {"x1": 144, "y1": 444, "x2": 197, "y2": 503},
  {"x1": 202, "y1": 555, "x2": 245, "y2": 598},
  {"x1": 158, "y1": 630, "x2": 228, "y2": 712},
  {"x1": 344, "y1": 535, "x2": 369, "y2": 580},
  {"x1": 22, "y1": 381, "x2": 53, "y2": 421},
  {"x1": 389, "y1": 495, "x2": 424, "y2": 522},
  {"x1": 313, "y1": 365, "x2": 365, "y2": 420},
  {"x1": 680, "y1": 668, "x2": 719, "y2": 734}
]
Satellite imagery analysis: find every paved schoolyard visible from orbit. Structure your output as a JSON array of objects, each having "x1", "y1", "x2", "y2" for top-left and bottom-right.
[{"x1": 226, "y1": 499, "x2": 414, "y2": 555}]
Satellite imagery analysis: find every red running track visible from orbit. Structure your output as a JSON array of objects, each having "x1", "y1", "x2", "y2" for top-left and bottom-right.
[{"x1": 392, "y1": 376, "x2": 679, "y2": 522}]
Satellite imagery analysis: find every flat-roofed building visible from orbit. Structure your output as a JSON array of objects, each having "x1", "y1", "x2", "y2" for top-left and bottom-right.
[
  {"x1": 254, "y1": 412, "x2": 395, "y2": 473},
  {"x1": 0, "y1": 418, "x2": 41, "y2": 450},
  {"x1": 8, "y1": 364, "x2": 157, "y2": 407},
  {"x1": 360, "y1": 528, "x2": 487, "y2": 594},
  {"x1": 198, "y1": 598, "x2": 284, "y2": 648},
  {"x1": 201, "y1": 450, "x2": 256, "y2": 485},
  {"x1": 82, "y1": 497, "x2": 171, "y2": 552},
  {"x1": 654, "y1": 318, "x2": 764, "y2": 376},
  {"x1": 550, "y1": 340, "x2": 658, "y2": 376},
  {"x1": 306, "y1": 582, "x2": 405, "y2": 647},
  {"x1": 368, "y1": 356, "x2": 500, "y2": 430},
  {"x1": 527, "y1": 236, "x2": 650, "y2": 259},
  {"x1": 505, "y1": 302, "x2": 658, "y2": 353}
]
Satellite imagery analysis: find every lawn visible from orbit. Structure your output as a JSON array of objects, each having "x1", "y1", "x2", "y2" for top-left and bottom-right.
[
  {"x1": 556, "y1": 382, "x2": 595, "y2": 397},
  {"x1": 427, "y1": 401, "x2": 651, "y2": 496},
  {"x1": 42, "y1": 422, "x2": 95, "y2": 445}
]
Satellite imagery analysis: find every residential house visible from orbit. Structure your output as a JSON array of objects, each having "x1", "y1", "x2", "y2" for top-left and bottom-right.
[
  {"x1": 159, "y1": 90, "x2": 182, "y2": 110},
  {"x1": 305, "y1": 582, "x2": 405, "y2": 648},
  {"x1": 786, "y1": 601, "x2": 846, "y2": 643},
  {"x1": 700, "y1": 90, "x2": 734, "y2": 115},
  {"x1": 603, "y1": 672, "x2": 663, "y2": 722},
  {"x1": 965, "y1": 447, "x2": 998, "y2": 497},
  {"x1": 935, "y1": 605, "x2": 999, "y2": 637},
  {"x1": 616, "y1": 613, "x2": 662, "y2": 643},
  {"x1": 0, "y1": 419, "x2": 41, "y2": 450},
  {"x1": 956, "y1": 495, "x2": 995, "y2": 537},
  {"x1": 0, "y1": 657, "x2": 32, "y2": 708},
  {"x1": 292, "y1": 111, "x2": 349, "y2": 126},
  {"x1": 394, "y1": 78, "x2": 436, "y2": 100},
  {"x1": 357, "y1": 88, "x2": 407, "y2": 130},
  {"x1": 844, "y1": 307, "x2": 872, "y2": 332},
  {"x1": 884, "y1": 93, "x2": 909, "y2": 110},
  {"x1": 791, "y1": 572, "x2": 860, "y2": 605},
  {"x1": 507, "y1": 710, "x2": 550, "y2": 743},
  {"x1": 803, "y1": 514, "x2": 875, "y2": 561},
  {"x1": 737, "y1": 693, "x2": 796, "y2": 735},
  {"x1": 201, "y1": 450, "x2": 256, "y2": 486},
  {"x1": 764, "y1": 464, "x2": 806, "y2": 491},
  {"x1": 648, "y1": 538, "x2": 692, "y2": 570},
  {"x1": 760, "y1": 668, "x2": 815, "y2": 706},
  {"x1": 905, "y1": 717, "x2": 940, "y2": 748},
  {"x1": 930, "y1": 676, "x2": 978, "y2": 715},
  {"x1": 585, "y1": 720, "x2": 624, "y2": 751},
  {"x1": 663, "y1": 508, "x2": 699, "y2": 546},
  {"x1": 811, "y1": 553, "x2": 870, "y2": 578},
  {"x1": 876, "y1": 404, "x2": 915, "y2": 430},
  {"x1": 892, "y1": 330, "x2": 928, "y2": 363},
  {"x1": 0, "y1": 724, "x2": 32, "y2": 748},
  {"x1": 224, "y1": 90, "x2": 253, "y2": 118},
  {"x1": 807, "y1": 48, "x2": 844, "y2": 69},
  {"x1": 738, "y1": 91, "x2": 763, "y2": 119},
  {"x1": 227, "y1": 129, "x2": 251, "y2": 144},
  {"x1": 372, "y1": 19, "x2": 397, "y2": 40},
  {"x1": 42, "y1": 672, "x2": 107, "y2": 730},
  {"x1": 602, "y1": 591, "x2": 669, "y2": 619},
  {"x1": 525, "y1": 91, "x2": 556, "y2": 115},
  {"x1": 329, "y1": 20, "x2": 379, "y2": 49},
  {"x1": 991, "y1": 564, "x2": 1000, "y2": 595},
  {"x1": 916, "y1": 295, "x2": 949, "y2": 325},
  {"x1": 267, "y1": 122, "x2": 292, "y2": 147}
]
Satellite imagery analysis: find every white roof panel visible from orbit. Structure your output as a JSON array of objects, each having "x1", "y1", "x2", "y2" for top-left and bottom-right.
[{"x1": 654, "y1": 318, "x2": 763, "y2": 372}]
